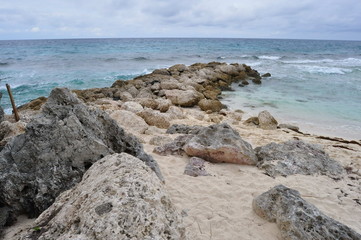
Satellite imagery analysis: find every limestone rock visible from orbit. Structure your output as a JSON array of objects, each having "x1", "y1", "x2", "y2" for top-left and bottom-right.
[
  {"x1": 165, "y1": 89, "x2": 203, "y2": 107},
  {"x1": 0, "y1": 92, "x2": 4, "y2": 123},
  {"x1": 137, "y1": 108, "x2": 171, "y2": 129},
  {"x1": 253, "y1": 185, "x2": 361, "y2": 240},
  {"x1": 261, "y1": 73, "x2": 271, "y2": 77},
  {"x1": 166, "y1": 124, "x2": 204, "y2": 135},
  {"x1": 184, "y1": 123, "x2": 257, "y2": 165},
  {"x1": 153, "y1": 135, "x2": 193, "y2": 156},
  {"x1": 184, "y1": 157, "x2": 210, "y2": 177},
  {"x1": 110, "y1": 110, "x2": 149, "y2": 134},
  {"x1": 258, "y1": 110, "x2": 278, "y2": 130},
  {"x1": 120, "y1": 101, "x2": 143, "y2": 113},
  {"x1": 255, "y1": 140, "x2": 345, "y2": 178},
  {"x1": 17, "y1": 96, "x2": 47, "y2": 111},
  {"x1": 166, "y1": 106, "x2": 186, "y2": 119},
  {"x1": 22, "y1": 153, "x2": 186, "y2": 240},
  {"x1": 149, "y1": 135, "x2": 173, "y2": 146},
  {"x1": 0, "y1": 121, "x2": 26, "y2": 149},
  {"x1": 0, "y1": 88, "x2": 163, "y2": 220},
  {"x1": 198, "y1": 99, "x2": 224, "y2": 112}
]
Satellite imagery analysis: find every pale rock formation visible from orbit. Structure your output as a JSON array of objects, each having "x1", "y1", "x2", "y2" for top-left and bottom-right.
[
  {"x1": 184, "y1": 123, "x2": 257, "y2": 165},
  {"x1": 110, "y1": 109, "x2": 149, "y2": 134},
  {"x1": 253, "y1": 185, "x2": 361, "y2": 240},
  {"x1": 120, "y1": 101, "x2": 143, "y2": 113},
  {"x1": 22, "y1": 153, "x2": 186, "y2": 240},
  {"x1": 137, "y1": 108, "x2": 171, "y2": 129},
  {"x1": 255, "y1": 140, "x2": 345, "y2": 178},
  {"x1": 164, "y1": 89, "x2": 204, "y2": 107},
  {"x1": 258, "y1": 110, "x2": 278, "y2": 130}
]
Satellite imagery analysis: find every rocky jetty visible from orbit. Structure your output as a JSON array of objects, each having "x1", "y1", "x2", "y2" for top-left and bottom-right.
[
  {"x1": 0, "y1": 88, "x2": 163, "y2": 230},
  {"x1": 70, "y1": 62, "x2": 261, "y2": 113},
  {"x1": 255, "y1": 140, "x2": 345, "y2": 178},
  {"x1": 253, "y1": 185, "x2": 361, "y2": 240},
  {"x1": 22, "y1": 153, "x2": 186, "y2": 240}
]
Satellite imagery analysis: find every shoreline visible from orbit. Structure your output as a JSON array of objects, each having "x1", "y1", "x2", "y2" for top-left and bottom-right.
[{"x1": 1, "y1": 62, "x2": 360, "y2": 239}]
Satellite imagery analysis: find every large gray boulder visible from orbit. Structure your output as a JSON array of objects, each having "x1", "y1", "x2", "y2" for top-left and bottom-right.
[
  {"x1": 0, "y1": 92, "x2": 4, "y2": 123},
  {"x1": 184, "y1": 123, "x2": 257, "y2": 165},
  {"x1": 253, "y1": 185, "x2": 361, "y2": 240},
  {"x1": 255, "y1": 140, "x2": 345, "y2": 178},
  {"x1": 258, "y1": 110, "x2": 278, "y2": 130},
  {"x1": 0, "y1": 88, "x2": 163, "y2": 221},
  {"x1": 22, "y1": 153, "x2": 186, "y2": 240}
]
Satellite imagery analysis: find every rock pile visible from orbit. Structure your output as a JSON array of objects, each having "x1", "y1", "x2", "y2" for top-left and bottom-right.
[
  {"x1": 71, "y1": 62, "x2": 262, "y2": 113},
  {"x1": 22, "y1": 153, "x2": 186, "y2": 240},
  {"x1": 253, "y1": 185, "x2": 361, "y2": 240},
  {"x1": 0, "y1": 88, "x2": 163, "y2": 230}
]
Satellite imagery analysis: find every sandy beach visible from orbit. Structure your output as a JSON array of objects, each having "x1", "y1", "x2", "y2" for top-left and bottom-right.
[{"x1": 1, "y1": 62, "x2": 360, "y2": 239}]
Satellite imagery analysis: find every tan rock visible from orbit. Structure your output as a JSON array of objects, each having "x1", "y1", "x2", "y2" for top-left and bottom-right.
[
  {"x1": 198, "y1": 99, "x2": 223, "y2": 112},
  {"x1": 258, "y1": 110, "x2": 278, "y2": 130},
  {"x1": 121, "y1": 101, "x2": 144, "y2": 113},
  {"x1": 110, "y1": 110, "x2": 149, "y2": 134},
  {"x1": 165, "y1": 89, "x2": 204, "y2": 107},
  {"x1": 137, "y1": 108, "x2": 171, "y2": 129}
]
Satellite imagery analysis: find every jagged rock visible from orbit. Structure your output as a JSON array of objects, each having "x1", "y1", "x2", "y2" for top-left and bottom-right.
[
  {"x1": 22, "y1": 153, "x2": 186, "y2": 240},
  {"x1": 253, "y1": 185, "x2": 361, "y2": 240},
  {"x1": 149, "y1": 135, "x2": 173, "y2": 146},
  {"x1": 137, "y1": 108, "x2": 171, "y2": 129},
  {"x1": 120, "y1": 101, "x2": 144, "y2": 113},
  {"x1": 153, "y1": 135, "x2": 193, "y2": 156},
  {"x1": 258, "y1": 110, "x2": 278, "y2": 130},
  {"x1": 255, "y1": 140, "x2": 345, "y2": 178},
  {"x1": 0, "y1": 88, "x2": 163, "y2": 221},
  {"x1": 110, "y1": 110, "x2": 149, "y2": 134},
  {"x1": 251, "y1": 78, "x2": 262, "y2": 84},
  {"x1": 184, "y1": 123, "x2": 257, "y2": 165},
  {"x1": 278, "y1": 123, "x2": 299, "y2": 131},
  {"x1": 198, "y1": 99, "x2": 224, "y2": 112},
  {"x1": 0, "y1": 92, "x2": 4, "y2": 123},
  {"x1": 166, "y1": 124, "x2": 204, "y2": 135},
  {"x1": 144, "y1": 126, "x2": 166, "y2": 135},
  {"x1": 261, "y1": 73, "x2": 271, "y2": 77},
  {"x1": 165, "y1": 89, "x2": 204, "y2": 107},
  {"x1": 184, "y1": 157, "x2": 210, "y2": 177}
]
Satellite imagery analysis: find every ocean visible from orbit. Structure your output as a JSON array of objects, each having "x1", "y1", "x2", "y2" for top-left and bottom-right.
[{"x1": 0, "y1": 38, "x2": 360, "y2": 139}]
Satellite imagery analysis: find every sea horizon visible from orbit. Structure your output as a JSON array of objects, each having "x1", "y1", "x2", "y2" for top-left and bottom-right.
[{"x1": 1, "y1": 38, "x2": 360, "y2": 140}]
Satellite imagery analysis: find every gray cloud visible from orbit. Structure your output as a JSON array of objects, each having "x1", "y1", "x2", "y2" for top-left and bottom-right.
[{"x1": 0, "y1": 0, "x2": 360, "y2": 40}]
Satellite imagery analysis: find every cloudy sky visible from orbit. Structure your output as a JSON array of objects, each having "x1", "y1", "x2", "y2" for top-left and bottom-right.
[{"x1": 1, "y1": 0, "x2": 360, "y2": 40}]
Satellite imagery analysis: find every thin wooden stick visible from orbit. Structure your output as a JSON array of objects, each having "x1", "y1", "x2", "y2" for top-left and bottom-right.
[{"x1": 6, "y1": 84, "x2": 20, "y2": 122}]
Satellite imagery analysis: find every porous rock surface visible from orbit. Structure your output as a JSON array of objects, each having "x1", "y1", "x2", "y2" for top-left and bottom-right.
[
  {"x1": 184, "y1": 157, "x2": 210, "y2": 177},
  {"x1": 184, "y1": 123, "x2": 257, "y2": 165},
  {"x1": 0, "y1": 88, "x2": 163, "y2": 222},
  {"x1": 110, "y1": 109, "x2": 149, "y2": 134},
  {"x1": 166, "y1": 124, "x2": 204, "y2": 135},
  {"x1": 0, "y1": 92, "x2": 4, "y2": 123},
  {"x1": 255, "y1": 140, "x2": 345, "y2": 178},
  {"x1": 258, "y1": 110, "x2": 278, "y2": 130},
  {"x1": 22, "y1": 153, "x2": 186, "y2": 240},
  {"x1": 253, "y1": 185, "x2": 361, "y2": 240}
]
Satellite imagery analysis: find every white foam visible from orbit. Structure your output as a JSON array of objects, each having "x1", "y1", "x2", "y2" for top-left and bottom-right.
[
  {"x1": 282, "y1": 59, "x2": 335, "y2": 64},
  {"x1": 298, "y1": 65, "x2": 352, "y2": 74},
  {"x1": 258, "y1": 55, "x2": 281, "y2": 60}
]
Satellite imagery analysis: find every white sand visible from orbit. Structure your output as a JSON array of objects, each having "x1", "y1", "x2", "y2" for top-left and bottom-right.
[{"x1": 3, "y1": 107, "x2": 361, "y2": 239}]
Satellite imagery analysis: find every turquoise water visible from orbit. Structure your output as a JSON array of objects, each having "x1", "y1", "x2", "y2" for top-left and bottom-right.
[{"x1": 0, "y1": 38, "x2": 360, "y2": 139}]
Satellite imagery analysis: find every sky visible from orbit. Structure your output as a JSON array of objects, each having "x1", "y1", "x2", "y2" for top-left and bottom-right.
[{"x1": 0, "y1": 0, "x2": 361, "y2": 40}]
